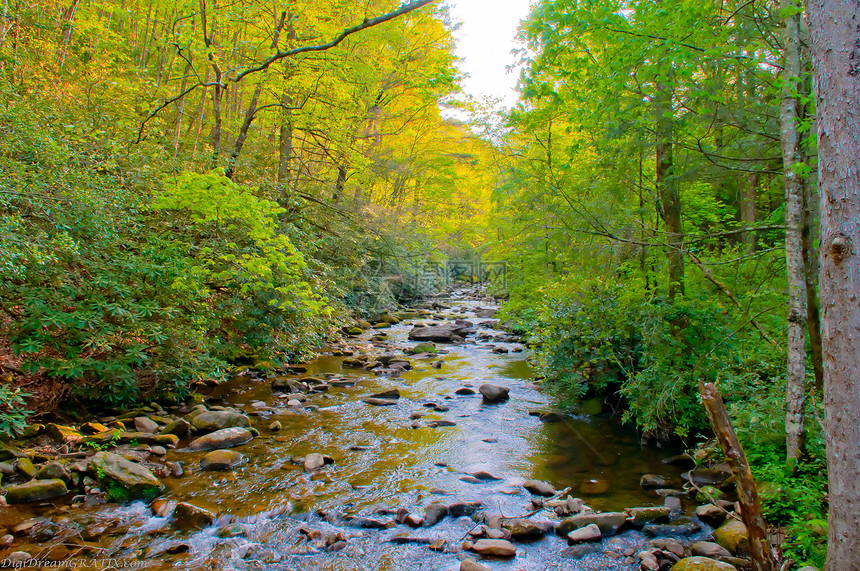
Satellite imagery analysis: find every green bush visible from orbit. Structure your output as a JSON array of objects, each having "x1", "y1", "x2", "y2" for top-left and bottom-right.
[{"x1": 520, "y1": 276, "x2": 778, "y2": 437}]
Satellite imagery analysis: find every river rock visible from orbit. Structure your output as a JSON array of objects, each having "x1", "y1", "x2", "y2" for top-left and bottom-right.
[
  {"x1": 567, "y1": 523, "x2": 601, "y2": 543},
  {"x1": 200, "y1": 450, "x2": 244, "y2": 471},
  {"x1": 89, "y1": 452, "x2": 163, "y2": 500},
  {"x1": 643, "y1": 521, "x2": 701, "y2": 536},
  {"x1": 672, "y1": 556, "x2": 738, "y2": 570},
  {"x1": 712, "y1": 519, "x2": 749, "y2": 556},
  {"x1": 369, "y1": 389, "x2": 400, "y2": 399},
  {"x1": 695, "y1": 504, "x2": 728, "y2": 526},
  {"x1": 160, "y1": 419, "x2": 191, "y2": 437},
  {"x1": 410, "y1": 342, "x2": 437, "y2": 354},
  {"x1": 523, "y1": 479, "x2": 556, "y2": 496},
  {"x1": 460, "y1": 559, "x2": 492, "y2": 571},
  {"x1": 5, "y1": 479, "x2": 68, "y2": 503},
  {"x1": 502, "y1": 518, "x2": 546, "y2": 539},
  {"x1": 640, "y1": 474, "x2": 669, "y2": 488},
  {"x1": 187, "y1": 427, "x2": 253, "y2": 451},
  {"x1": 134, "y1": 417, "x2": 159, "y2": 433},
  {"x1": 173, "y1": 502, "x2": 215, "y2": 529},
  {"x1": 304, "y1": 453, "x2": 326, "y2": 471},
  {"x1": 190, "y1": 411, "x2": 250, "y2": 432},
  {"x1": 479, "y1": 383, "x2": 509, "y2": 402},
  {"x1": 408, "y1": 323, "x2": 471, "y2": 343},
  {"x1": 36, "y1": 462, "x2": 69, "y2": 481},
  {"x1": 449, "y1": 501, "x2": 482, "y2": 517},
  {"x1": 471, "y1": 538, "x2": 516, "y2": 557},
  {"x1": 684, "y1": 468, "x2": 731, "y2": 487},
  {"x1": 557, "y1": 512, "x2": 627, "y2": 536},
  {"x1": 46, "y1": 423, "x2": 82, "y2": 444},
  {"x1": 16, "y1": 457, "x2": 37, "y2": 478},
  {"x1": 691, "y1": 541, "x2": 732, "y2": 558},
  {"x1": 363, "y1": 397, "x2": 398, "y2": 406},
  {"x1": 626, "y1": 506, "x2": 672, "y2": 526},
  {"x1": 424, "y1": 502, "x2": 448, "y2": 526},
  {"x1": 455, "y1": 387, "x2": 477, "y2": 395}
]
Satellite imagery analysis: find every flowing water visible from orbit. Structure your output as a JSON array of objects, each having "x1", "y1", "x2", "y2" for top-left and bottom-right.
[{"x1": 7, "y1": 288, "x2": 704, "y2": 570}]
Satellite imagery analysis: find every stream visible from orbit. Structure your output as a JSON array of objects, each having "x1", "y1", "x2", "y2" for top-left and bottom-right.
[{"x1": 3, "y1": 287, "x2": 711, "y2": 570}]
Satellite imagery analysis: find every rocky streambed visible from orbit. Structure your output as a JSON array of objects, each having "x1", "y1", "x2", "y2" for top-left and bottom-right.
[{"x1": 1, "y1": 287, "x2": 754, "y2": 570}]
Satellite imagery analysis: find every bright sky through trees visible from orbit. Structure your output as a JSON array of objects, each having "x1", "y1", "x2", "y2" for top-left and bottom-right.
[{"x1": 444, "y1": 0, "x2": 535, "y2": 109}]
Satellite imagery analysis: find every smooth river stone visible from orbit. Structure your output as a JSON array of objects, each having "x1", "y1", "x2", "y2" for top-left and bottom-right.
[
  {"x1": 470, "y1": 538, "x2": 516, "y2": 557},
  {"x1": 187, "y1": 427, "x2": 253, "y2": 451}
]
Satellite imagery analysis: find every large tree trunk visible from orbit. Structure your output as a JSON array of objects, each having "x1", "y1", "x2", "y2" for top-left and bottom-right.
[
  {"x1": 804, "y1": 0, "x2": 860, "y2": 566},
  {"x1": 655, "y1": 83, "x2": 684, "y2": 300},
  {"x1": 801, "y1": 173, "x2": 824, "y2": 392},
  {"x1": 223, "y1": 82, "x2": 262, "y2": 180},
  {"x1": 779, "y1": 0, "x2": 807, "y2": 470},
  {"x1": 277, "y1": 98, "x2": 293, "y2": 184}
]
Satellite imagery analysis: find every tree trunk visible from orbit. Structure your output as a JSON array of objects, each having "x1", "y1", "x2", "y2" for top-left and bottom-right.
[
  {"x1": 740, "y1": 172, "x2": 757, "y2": 253},
  {"x1": 779, "y1": 0, "x2": 807, "y2": 470},
  {"x1": 278, "y1": 93, "x2": 294, "y2": 184},
  {"x1": 655, "y1": 83, "x2": 684, "y2": 300},
  {"x1": 223, "y1": 82, "x2": 261, "y2": 180},
  {"x1": 805, "y1": 0, "x2": 860, "y2": 566},
  {"x1": 334, "y1": 164, "x2": 347, "y2": 202},
  {"x1": 801, "y1": 173, "x2": 824, "y2": 392},
  {"x1": 701, "y1": 383, "x2": 776, "y2": 571}
]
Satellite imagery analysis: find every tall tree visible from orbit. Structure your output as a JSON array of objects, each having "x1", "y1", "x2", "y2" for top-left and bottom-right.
[
  {"x1": 779, "y1": 0, "x2": 807, "y2": 469},
  {"x1": 804, "y1": 0, "x2": 860, "y2": 566}
]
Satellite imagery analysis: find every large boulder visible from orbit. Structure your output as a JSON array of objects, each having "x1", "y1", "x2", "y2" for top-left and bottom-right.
[
  {"x1": 189, "y1": 411, "x2": 250, "y2": 432},
  {"x1": 89, "y1": 452, "x2": 163, "y2": 501},
  {"x1": 408, "y1": 323, "x2": 472, "y2": 343},
  {"x1": 5, "y1": 479, "x2": 68, "y2": 504},
  {"x1": 187, "y1": 427, "x2": 253, "y2": 452},
  {"x1": 671, "y1": 556, "x2": 738, "y2": 570}
]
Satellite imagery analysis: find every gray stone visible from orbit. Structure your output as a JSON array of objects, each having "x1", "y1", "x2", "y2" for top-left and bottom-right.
[
  {"x1": 523, "y1": 479, "x2": 556, "y2": 496},
  {"x1": 557, "y1": 512, "x2": 627, "y2": 536},
  {"x1": 190, "y1": 411, "x2": 250, "y2": 432},
  {"x1": 36, "y1": 461, "x2": 69, "y2": 481},
  {"x1": 187, "y1": 427, "x2": 253, "y2": 451},
  {"x1": 640, "y1": 474, "x2": 669, "y2": 488},
  {"x1": 567, "y1": 523, "x2": 601, "y2": 544},
  {"x1": 424, "y1": 502, "x2": 448, "y2": 526},
  {"x1": 134, "y1": 417, "x2": 159, "y2": 433},
  {"x1": 479, "y1": 383, "x2": 509, "y2": 402},
  {"x1": 304, "y1": 453, "x2": 325, "y2": 471},
  {"x1": 695, "y1": 504, "x2": 728, "y2": 527},
  {"x1": 691, "y1": 541, "x2": 732, "y2": 558}
]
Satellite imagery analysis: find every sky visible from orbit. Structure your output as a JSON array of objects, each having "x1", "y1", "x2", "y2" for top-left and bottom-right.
[{"x1": 442, "y1": 0, "x2": 536, "y2": 111}]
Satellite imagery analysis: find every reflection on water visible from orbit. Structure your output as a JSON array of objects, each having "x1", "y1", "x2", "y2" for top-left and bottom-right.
[{"x1": 13, "y1": 296, "x2": 690, "y2": 570}]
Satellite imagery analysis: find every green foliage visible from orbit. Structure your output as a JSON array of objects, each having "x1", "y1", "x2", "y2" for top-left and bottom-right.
[{"x1": 0, "y1": 384, "x2": 32, "y2": 438}]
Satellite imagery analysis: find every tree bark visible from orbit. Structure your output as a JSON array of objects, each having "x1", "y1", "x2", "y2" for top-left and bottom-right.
[
  {"x1": 277, "y1": 94, "x2": 294, "y2": 184},
  {"x1": 701, "y1": 383, "x2": 776, "y2": 571},
  {"x1": 779, "y1": 0, "x2": 807, "y2": 470},
  {"x1": 740, "y1": 172, "x2": 757, "y2": 253},
  {"x1": 655, "y1": 83, "x2": 684, "y2": 300},
  {"x1": 804, "y1": 0, "x2": 860, "y2": 567},
  {"x1": 801, "y1": 173, "x2": 824, "y2": 392}
]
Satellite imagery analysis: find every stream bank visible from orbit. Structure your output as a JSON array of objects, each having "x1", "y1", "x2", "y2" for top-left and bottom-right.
[{"x1": 1, "y1": 286, "x2": 750, "y2": 570}]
